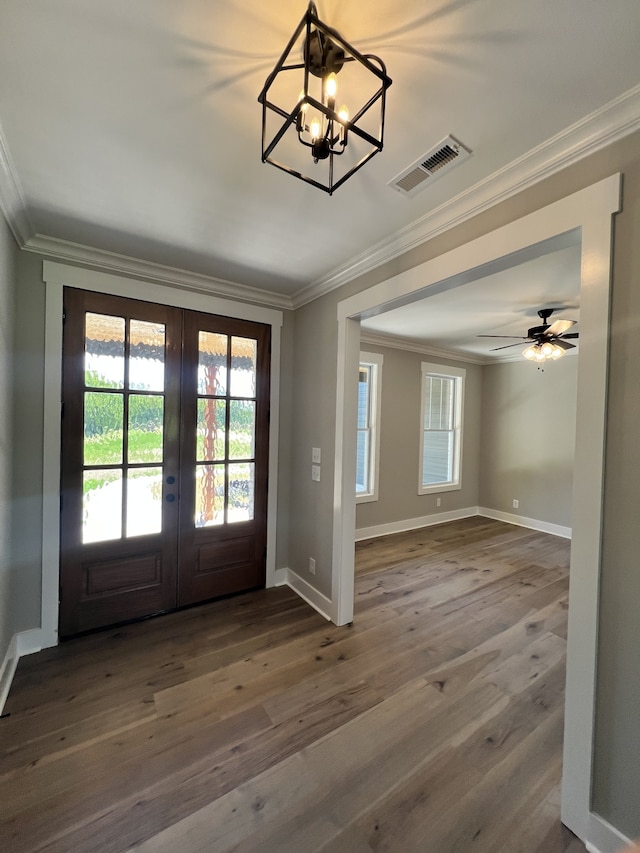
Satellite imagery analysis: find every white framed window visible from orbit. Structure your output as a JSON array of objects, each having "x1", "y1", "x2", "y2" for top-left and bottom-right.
[
  {"x1": 356, "y1": 352, "x2": 383, "y2": 503},
  {"x1": 419, "y1": 362, "x2": 465, "y2": 494}
]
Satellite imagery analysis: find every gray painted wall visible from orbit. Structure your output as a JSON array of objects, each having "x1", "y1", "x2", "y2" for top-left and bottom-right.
[
  {"x1": 0, "y1": 216, "x2": 18, "y2": 660},
  {"x1": 290, "y1": 290, "x2": 339, "y2": 599},
  {"x1": 355, "y1": 344, "x2": 578, "y2": 534},
  {"x1": 355, "y1": 344, "x2": 481, "y2": 531},
  {"x1": 12, "y1": 252, "x2": 46, "y2": 631},
  {"x1": 479, "y1": 355, "x2": 578, "y2": 527}
]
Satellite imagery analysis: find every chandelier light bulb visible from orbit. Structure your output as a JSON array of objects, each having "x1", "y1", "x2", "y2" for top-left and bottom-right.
[
  {"x1": 310, "y1": 116, "x2": 322, "y2": 140},
  {"x1": 325, "y1": 73, "x2": 338, "y2": 100},
  {"x1": 296, "y1": 92, "x2": 309, "y2": 132},
  {"x1": 338, "y1": 105, "x2": 349, "y2": 122}
]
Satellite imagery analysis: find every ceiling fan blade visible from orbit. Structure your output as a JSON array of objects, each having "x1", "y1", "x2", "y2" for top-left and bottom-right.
[
  {"x1": 560, "y1": 332, "x2": 579, "y2": 339},
  {"x1": 546, "y1": 319, "x2": 576, "y2": 336},
  {"x1": 477, "y1": 335, "x2": 528, "y2": 339},
  {"x1": 489, "y1": 342, "x2": 529, "y2": 351},
  {"x1": 553, "y1": 339, "x2": 576, "y2": 351}
]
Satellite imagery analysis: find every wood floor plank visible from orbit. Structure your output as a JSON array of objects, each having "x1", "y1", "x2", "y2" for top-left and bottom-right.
[{"x1": 0, "y1": 518, "x2": 587, "y2": 853}]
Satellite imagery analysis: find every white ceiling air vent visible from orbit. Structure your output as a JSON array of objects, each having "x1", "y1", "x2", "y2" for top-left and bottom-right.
[{"x1": 389, "y1": 135, "x2": 472, "y2": 197}]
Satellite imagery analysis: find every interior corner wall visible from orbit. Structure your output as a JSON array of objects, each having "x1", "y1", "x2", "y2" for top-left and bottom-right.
[
  {"x1": 289, "y1": 294, "x2": 339, "y2": 599},
  {"x1": 0, "y1": 214, "x2": 19, "y2": 661},
  {"x1": 355, "y1": 344, "x2": 481, "y2": 532},
  {"x1": 289, "y1": 129, "x2": 640, "y2": 840},
  {"x1": 479, "y1": 355, "x2": 578, "y2": 528}
]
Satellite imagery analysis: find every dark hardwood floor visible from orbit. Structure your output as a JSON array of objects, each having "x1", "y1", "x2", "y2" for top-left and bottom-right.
[{"x1": 0, "y1": 517, "x2": 587, "y2": 852}]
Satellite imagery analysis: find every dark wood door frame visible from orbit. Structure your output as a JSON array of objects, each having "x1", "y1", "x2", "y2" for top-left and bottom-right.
[{"x1": 59, "y1": 288, "x2": 271, "y2": 636}]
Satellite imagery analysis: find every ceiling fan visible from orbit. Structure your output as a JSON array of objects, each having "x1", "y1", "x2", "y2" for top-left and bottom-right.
[{"x1": 478, "y1": 307, "x2": 579, "y2": 361}]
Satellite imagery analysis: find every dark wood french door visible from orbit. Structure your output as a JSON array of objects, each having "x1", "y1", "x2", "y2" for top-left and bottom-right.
[{"x1": 59, "y1": 288, "x2": 270, "y2": 637}]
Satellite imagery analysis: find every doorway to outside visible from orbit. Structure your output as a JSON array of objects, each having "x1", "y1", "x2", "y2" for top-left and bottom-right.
[{"x1": 59, "y1": 288, "x2": 271, "y2": 637}]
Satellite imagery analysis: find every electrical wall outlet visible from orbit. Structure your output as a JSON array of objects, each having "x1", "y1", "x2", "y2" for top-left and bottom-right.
[
  {"x1": 436, "y1": 497, "x2": 442, "y2": 507},
  {"x1": 309, "y1": 557, "x2": 316, "y2": 575},
  {"x1": 512, "y1": 499, "x2": 519, "y2": 509},
  {"x1": 312, "y1": 465, "x2": 321, "y2": 482}
]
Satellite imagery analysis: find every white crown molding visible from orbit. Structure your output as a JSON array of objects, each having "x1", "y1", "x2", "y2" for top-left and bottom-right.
[
  {"x1": 24, "y1": 234, "x2": 294, "y2": 311},
  {"x1": 359, "y1": 329, "x2": 538, "y2": 365},
  {"x1": 360, "y1": 330, "x2": 488, "y2": 365},
  {"x1": 293, "y1": 83, "x2": 640, "y2": 309},
  {"x1": 0, "y1": 119, "x2": 33, "y2": 246}
]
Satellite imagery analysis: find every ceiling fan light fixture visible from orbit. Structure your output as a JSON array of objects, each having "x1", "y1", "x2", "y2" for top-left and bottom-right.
[
  {"x1": 550, "y1": 344, "x2": 565, "y2": 359},
  {"x1": 522, "y1": 341, "x2": 567, "y2": 363},
  {"x1": 258, "y1": 2, "x2": 392, "y2": 195}
]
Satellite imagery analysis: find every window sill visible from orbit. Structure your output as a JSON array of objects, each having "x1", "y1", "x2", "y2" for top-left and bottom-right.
[{"x1": 418, "y1": 482, "x2": 461, "y2": 496}]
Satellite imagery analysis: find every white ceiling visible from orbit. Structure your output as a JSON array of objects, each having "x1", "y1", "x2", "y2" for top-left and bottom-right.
[
  {"x1": 361, "y1": 243, "x2": 582, "y2": 361},
  {"x1": 1, "y1": 1, "x2": 639, "y2": 310}
]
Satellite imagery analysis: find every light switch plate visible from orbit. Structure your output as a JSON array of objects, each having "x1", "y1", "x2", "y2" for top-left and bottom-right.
[{"x1": 312, "y1": 447, "x2": 321, "y2": 464}]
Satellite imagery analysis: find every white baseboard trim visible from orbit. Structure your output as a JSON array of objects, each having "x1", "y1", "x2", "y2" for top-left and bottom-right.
[
  {"x1": 0, "y1": 627, "x2": 44, "y2": 715},
  {"x1": 356, "y1": 506, "x2": 572, "y2": 544},
  {"x1": 0, "y1": 634, "x2": 19, "y2": 715},
  {"x1": 585, "y1": 812, "x2": 633, "y2": 853},
  {"x1": 355, "y1": 506, "x2": 480, "y2": 542},
  {"x1": 478, "y1": 506, "x2": 572, "y2": 539},
  {"x1": 16, "y1": 628, "x2": 44, "y2": 657},
  {"x1": 283, "y1": 569, "x2": 332, "y2": 622}
]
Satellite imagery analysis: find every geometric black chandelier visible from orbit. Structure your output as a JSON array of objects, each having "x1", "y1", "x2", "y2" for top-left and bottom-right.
[{"x1": 258, "y1": 2, "x2": 392, "y2": 195}]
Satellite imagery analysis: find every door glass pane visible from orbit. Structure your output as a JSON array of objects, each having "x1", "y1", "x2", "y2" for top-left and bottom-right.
[
  {"x1": 126, "y1": 467, "x2": 163, "y2": 537},
  {"x1": 83, "y1": 470, "x2": 123, "y2": 543},
  {"x1": 229, "y1": 400, "x2": 255, "y2": 460},
  {"x1": 85, "y1": 313, "x2": 125, "y2": 389},
  {"x1": 129, "y1": 320, "x2": 165, "y2": 392},
  {"x1": 228, "y1": 462, "x2": 254, "y2": 522},
  {"x1": 198, "y1": 332, "x2": 228, "y2": 395},
  {"x1": 197, "y1": 399, "x2": 226, "y2": 461},
  {"x1": 230, "y1": 337, "x2": 257, "y2": 397},
  {"x1": 128, "y1": 395, "x2": 164, "y2": 463},
  {"x1": 195, "y1": 463, "x2": 225, "y2": 527},
  {"x1": 84, "y1": 392, "x2": 123, "y2": 465}
]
